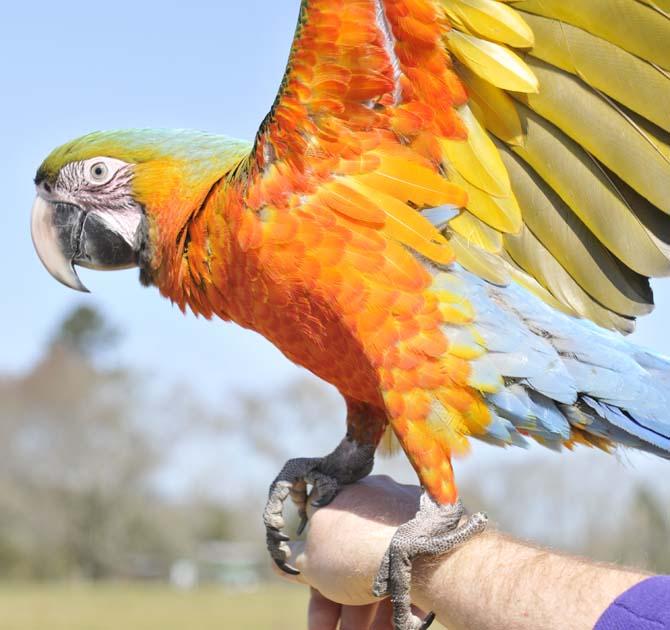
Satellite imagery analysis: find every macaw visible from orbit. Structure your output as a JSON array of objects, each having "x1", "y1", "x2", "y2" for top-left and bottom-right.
[{"x1": 30, "y1": 1, "x2": 670, "y2": 628}]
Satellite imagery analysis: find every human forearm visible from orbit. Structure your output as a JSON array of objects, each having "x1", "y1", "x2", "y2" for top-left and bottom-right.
[
  {"x1": 415, "y1": 529, "x2": 647, "y2": 630},
  {"x1": 282, "y1": 477, "x2": 649, "y2": 630}
]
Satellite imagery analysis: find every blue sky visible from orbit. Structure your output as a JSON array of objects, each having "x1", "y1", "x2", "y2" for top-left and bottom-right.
[
  {"x1": 1, "y1": 1, "x2": 311, "y2": 397},
  {"x1": 2, "y1": 2, "x2": 670, "y2": 490}
]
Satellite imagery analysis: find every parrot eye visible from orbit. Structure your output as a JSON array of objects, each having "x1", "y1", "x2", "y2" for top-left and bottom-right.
[
  {"x1": 81, "y1": 157, "x2": 129, "y2": 186},
  {"x1": 89, "y1": 162, "x2": 109, "y2": 182}
]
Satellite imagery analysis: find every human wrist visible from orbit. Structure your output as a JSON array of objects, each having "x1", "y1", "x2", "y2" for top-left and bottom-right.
[
  {"x1": 408, "y1": 529, "x2": 508, "y2": 630},
  {"x1": 408, "y1": 528, "x2": 648, "y2": 630}
]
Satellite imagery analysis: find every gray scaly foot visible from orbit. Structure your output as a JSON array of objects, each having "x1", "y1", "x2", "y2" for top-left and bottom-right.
[
  {"x1": 264, "y1": 437, "x2": 375, "y2": 574},
  {"x1": 372, "y1": 493, "x2": 488, "y2": 630}
]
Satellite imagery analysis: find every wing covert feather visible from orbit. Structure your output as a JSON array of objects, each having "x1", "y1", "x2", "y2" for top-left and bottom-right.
[{"x1": 240, "y1": 0, "x2": 670, "y2": 343}]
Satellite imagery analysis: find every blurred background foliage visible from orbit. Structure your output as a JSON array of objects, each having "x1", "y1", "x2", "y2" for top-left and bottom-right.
[{"x1": 0, "y1": 304, "x2": 669, "y2": 628}]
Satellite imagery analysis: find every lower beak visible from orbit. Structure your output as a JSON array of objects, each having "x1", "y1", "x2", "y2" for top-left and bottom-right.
[
  {"x1": 30, "y1": 196, "x2": 142, "y2": 292},
  {"x1": 31, "y1": 196, "x2": 89, "y2": 292}
]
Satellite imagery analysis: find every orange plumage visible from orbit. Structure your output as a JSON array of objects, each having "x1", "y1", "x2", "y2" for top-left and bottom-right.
[{"x1": 148, "y1": 0, "x2": 492, "y2": 504}]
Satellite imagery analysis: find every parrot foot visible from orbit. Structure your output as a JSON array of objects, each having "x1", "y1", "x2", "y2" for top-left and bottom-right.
[
  {"x1": 264, "y1": 437, "x2": 375, "y2": 575},
  {"x1": 372, "y1": 493, "x2": 488, "y2": 630}
]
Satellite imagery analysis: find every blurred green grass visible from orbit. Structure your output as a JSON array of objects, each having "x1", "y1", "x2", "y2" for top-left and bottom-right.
[{"x1": 0, "y1": 581, "x2": 309, "y2": 630}]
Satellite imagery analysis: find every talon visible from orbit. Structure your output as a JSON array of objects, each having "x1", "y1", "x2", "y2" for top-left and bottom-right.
[
  {"x1": 310, "y1": 494, "x2": 335, "y2": 508},
  {"x1": 371, "y1": 583, "x2": 388, "y2": 598},
  {"x1": 267, "y1": 528, "x2": 291, "y2": 542},
  {"x1": 419, "y1": 612, "x2": 436, "y2": 630},
  {"x1": 264, "y1": 442, "x2": 374, "y2": 584},
  {"x1": 274, "y1": 558, "x2": 300, "y2": 575},
  {"x1": 310, "y1": 485, "x2": 339, "y2": 508},
  {"x1": 296, "y1": 514, "x2": 308, "y2": 536}
]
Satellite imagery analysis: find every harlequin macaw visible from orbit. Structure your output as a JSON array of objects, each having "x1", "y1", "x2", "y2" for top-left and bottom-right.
[{"x1": 31, "y1": 1, "x2": 670, "y2": 628}]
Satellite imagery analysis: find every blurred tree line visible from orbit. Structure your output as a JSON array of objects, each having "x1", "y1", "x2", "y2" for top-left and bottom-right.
[
  {"x1": 0, "y1": 305, "x2": 668, "y2": 581},
  {"x1": 0, "y1": 306, "x2": 232, "y2": 579}
]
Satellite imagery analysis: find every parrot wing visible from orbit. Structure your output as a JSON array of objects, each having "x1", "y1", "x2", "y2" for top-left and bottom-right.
[
  {"x1": 228, "y1": 0, "x2": 670, "y2": 465},
  {"x1": 238, "y1": 0, "x2": 470, "y2": 280},
  {"x1": 238, "y1": 0, "x2": 670, "y2": 336}
]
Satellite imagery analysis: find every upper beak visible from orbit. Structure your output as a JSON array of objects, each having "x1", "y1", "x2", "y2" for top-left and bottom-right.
[
  {"x1": 30, "y1": 195, "x2": 142, "y2": 292},
  {"x1": 31, "y1": 195, "x2": 89, "y2": 292}
]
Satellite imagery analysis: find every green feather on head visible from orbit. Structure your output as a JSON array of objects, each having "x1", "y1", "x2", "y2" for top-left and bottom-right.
[{"x1": 36, "y1": 128, "x2": 251, "y2": 187}]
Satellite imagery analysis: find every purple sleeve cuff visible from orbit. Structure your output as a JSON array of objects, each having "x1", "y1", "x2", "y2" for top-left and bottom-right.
[{"x1": 595, "y1": 576, "x2": 670, "y2": 630}]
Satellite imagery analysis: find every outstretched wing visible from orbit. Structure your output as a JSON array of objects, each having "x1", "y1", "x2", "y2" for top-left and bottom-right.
[
  {"x1": 239, "y1": 0, "x2": 670, "y2": 336},
  {"x1": 224, "y1": 0, "x2": 670, "y2": 469}
]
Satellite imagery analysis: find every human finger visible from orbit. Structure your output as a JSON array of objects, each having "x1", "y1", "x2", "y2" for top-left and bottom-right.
[
  {"x1": 340, "y1": 602, "x2": 379, "y2": 630},
  {"x1": 308, "y1": 588, "x2": 342, "y2": 630}
]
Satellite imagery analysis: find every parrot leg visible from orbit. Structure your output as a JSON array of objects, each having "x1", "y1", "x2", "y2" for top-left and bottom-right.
[
  {"x1": 264, "y1": 436, "x2": 376, "y2": 574},
  {"x1": 372, "y1": 492, "x2": 488, "y2": 630}
]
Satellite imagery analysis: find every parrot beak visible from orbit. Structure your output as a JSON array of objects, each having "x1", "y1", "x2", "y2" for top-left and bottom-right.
[{"x1": 30, "y1": 195, "x2": 142, "y2": 292}]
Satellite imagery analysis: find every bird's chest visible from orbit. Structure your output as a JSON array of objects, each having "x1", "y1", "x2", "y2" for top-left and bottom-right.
[{"x1": 217, "y1": 254, "x2": 383, "y2": 405}]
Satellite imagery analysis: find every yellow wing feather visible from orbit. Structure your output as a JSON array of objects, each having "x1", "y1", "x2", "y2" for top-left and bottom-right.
[
  {"x1": 507, "y1": 0, "x2": 670, "y2": 69},
  {"x1": 446, "y1": 29, "x2": 538, "y2": 91},
  {"x1": 516, "y1": 58, "x2": 670, "y2": 215},
  {"x1": 521, "y1": 12, "x2": 670, "y2": 133},
  {"x1": 443, "y1": 0, "x2": 670, "y2": 333},
  {"x1": 441, "y1": 0, "x2": 535, "y2": 47}
]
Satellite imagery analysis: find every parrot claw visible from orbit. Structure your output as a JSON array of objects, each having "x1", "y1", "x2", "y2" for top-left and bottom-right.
[
  {"x1": 263, "y1": 438, "x2": 375, "y2": 574},
  {"x1": 267, "y1": 527, "x2": 291, "y2": 543},
  {"x1": 419, "y1": 612, "x2": 436, "y2": 630},
  {"x1": 274, "y1": 558, "x2": 300, "y2": 576},
  {"x1": 372, "y1": 494, "x2": 487, "y2": 630},
  {"x1": 296, "y1": 513, "x2": 309, "y2": 537},
  {"x1": 310, "y1": 483, "x2": 338, "y2": 508}
]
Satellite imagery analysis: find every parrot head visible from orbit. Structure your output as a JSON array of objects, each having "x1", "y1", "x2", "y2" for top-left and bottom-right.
[{"x1": 31, "y1": 129, "x2": 251, "y2": 291}]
